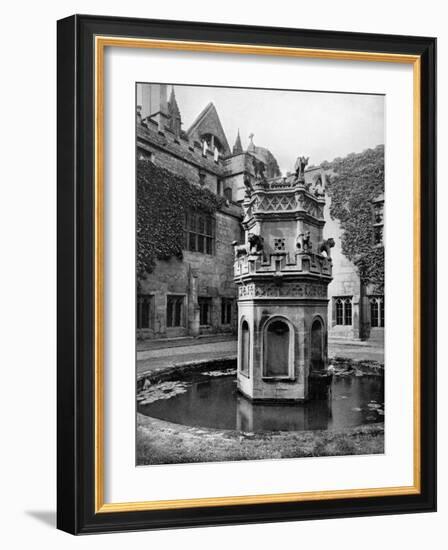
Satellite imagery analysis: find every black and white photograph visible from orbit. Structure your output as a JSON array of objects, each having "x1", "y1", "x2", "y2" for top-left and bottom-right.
[
  {"x1": 0, "y1": 0, "x2": 441, "y2": 543},
  {"x1": 135, "y1": 83, "x2": 385, "y2": 465}
]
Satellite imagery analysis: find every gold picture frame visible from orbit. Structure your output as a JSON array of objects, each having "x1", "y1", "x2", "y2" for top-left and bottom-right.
[{"x1": 57, "y1": 15, "x2": 436, "y2": 534}]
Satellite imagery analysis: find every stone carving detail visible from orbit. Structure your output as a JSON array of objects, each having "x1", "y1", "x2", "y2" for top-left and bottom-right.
[
  {"x1": 273, "y1": 238, "x2": 286, "y2": 251},
  {"x1": 243, "y1": 174, "x2": 254, "y2": 198},
  {"x1": 238, "y1": 282, "x2": 327, "y2": 299},
  {"x1": 312, "y1": 175, "x2": 325, "y2": 198},
  {"x1": 296, "y1": 193, "x2": 324, "y2": 218},
  {"x1": 252, "y1": 156, "x2": 266, "y2": 180},
  {"x1": 294, "y1": 155, "x2": 309, "y2": 180},
  {"x1": 233, "y1": 232, "x2": 264, "y2": 258},
  {"x1": 250, "y1": 190, "x2": 323, "y2": 219},
  {"x1": 258, "y1": 194, "x2": 296, "y2": 212},
  {"x1": 238, "y1": 283, "x2": 255, "y2": 297},
  {"x1": 317, "y1": 238, "x2": 335, "y2": 259},
  {"x1": 296, "y1": 231, "x2": 312, "y2": 252}
]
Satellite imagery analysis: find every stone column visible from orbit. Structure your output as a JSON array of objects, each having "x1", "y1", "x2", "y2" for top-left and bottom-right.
[
  {"x1": 352, "y1": 293, "x2": 361, "y2": 340},
  {"x1": 188, "y1": 269, "x2": 200, "y2": 336}
]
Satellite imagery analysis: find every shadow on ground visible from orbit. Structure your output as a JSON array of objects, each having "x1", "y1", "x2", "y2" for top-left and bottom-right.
[{"x1": 26, "y1": 510, "x2": 56, "y2": 528}]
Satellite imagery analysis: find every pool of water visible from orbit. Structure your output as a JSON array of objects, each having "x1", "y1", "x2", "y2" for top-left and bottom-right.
[{"x1": 138, "y1": 375, "x2": 384, "y2": 432}]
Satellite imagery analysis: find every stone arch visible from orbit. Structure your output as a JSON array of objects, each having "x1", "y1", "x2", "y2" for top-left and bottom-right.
[
  {"x1": 239, "y1": 317, "x2": 250, "y2": 377},
  {"x1": 310, "y1": 315, "x2": 325, "y2": 372},
  {"x1": 262, "y1": 315, "x2": 295, "y2": 378}
]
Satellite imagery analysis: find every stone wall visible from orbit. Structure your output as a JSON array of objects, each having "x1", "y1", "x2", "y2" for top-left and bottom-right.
[
  {"x1": 138, "y1": 137, "x2": 220, "y2": 194},
  {"x1": 139, "y1": 210, "x2": 241, "y2": 339}
]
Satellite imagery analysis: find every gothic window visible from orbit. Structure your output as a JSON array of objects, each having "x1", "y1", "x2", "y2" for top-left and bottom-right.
[
  {"x1": 223, "y1": 187, "x2": 233, "y2": 202},
  {"x1": 184, "y1": 211, "x2": 215, "y2": 255},
  {"x1": 138, "y1": 151, "x2": 154, "y2": 163},
  {"x1": 334, "y1": 297, "x2": 353, "y2": 326},
  {"x1": 166, "y1": 295, "x2": 184, "y2": 328},
  {"x1": 201, "y1": 133, "x2": 223, "y2": 154},
  {"x1": 370, "y1": 296, "x2": 384, "y2": 327},
  {"x1": 198, "y1": 297, "x2": 212, "y2": 325},
  {"x1": 221, "y1": 298, "x2": 233, "y2": 325},
  {"x1": 198, "y1": 170, "x2": 206, "y2": 186},
  {"x1": 311, "y1": 318, "x2": 324, "y2": 371},
  {"x1": 137, "y1": 294, "x2": 154, "y2": 329},
  {"x1": 240, "y1": 320, "x2": 250, "y2": 376}
]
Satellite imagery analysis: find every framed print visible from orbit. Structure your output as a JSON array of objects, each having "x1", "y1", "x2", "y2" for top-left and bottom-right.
[{"x1": 57, "y1": 14, "x2": 436, "y2": 534}]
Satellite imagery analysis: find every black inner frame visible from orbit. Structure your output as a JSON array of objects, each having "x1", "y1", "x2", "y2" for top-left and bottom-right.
[{"x1": 57, "y1": 14, "x2": 436, "y2": 535}]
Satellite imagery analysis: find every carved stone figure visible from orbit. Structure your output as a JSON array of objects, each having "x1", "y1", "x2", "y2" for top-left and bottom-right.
[
  {"x1": 296, "y1": 230, "x2": 312, "y2": 253},
  {"x1": 233, "y1": 232, "x2": 264, "y2": 258},
  {"x1": 294, "y1": 155, "x2": 309, "y2": 180},
  {"x1": 317, "y1": 237, "x2": 335, "y2": 259},
  {"x1": 243, "y1": 173, "x2": 254, "y2": 198},
  {"x1": 252, "y1": 156, "x2": 266, "y2": 180},
  {"x1": 313, "y1": 175, "x2": 325, "y2": 197}
]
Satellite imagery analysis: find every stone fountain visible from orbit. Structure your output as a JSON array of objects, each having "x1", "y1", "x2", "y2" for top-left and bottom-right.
[{"x1": 233, "y1": 155, "x2": 334, "y2": 401}]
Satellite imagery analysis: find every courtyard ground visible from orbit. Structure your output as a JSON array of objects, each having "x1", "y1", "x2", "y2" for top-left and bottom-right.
[
  {"x1": 137, "y1": 413, "x2": 384, "y2": 465},
  {"x1": 137, "y1": 335, "x2": 384, "y2": 378}
]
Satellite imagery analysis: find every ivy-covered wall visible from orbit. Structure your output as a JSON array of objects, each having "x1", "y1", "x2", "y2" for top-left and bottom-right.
[
  {"x1": 137, "y1": 159, "x2": 225, "y2": 278},
  {"x1": 323, "y1": 145, "x2": 384, "y2": 293},
  {"x1": 136, "y1": 159, "x2": 242, "y2": 338}
]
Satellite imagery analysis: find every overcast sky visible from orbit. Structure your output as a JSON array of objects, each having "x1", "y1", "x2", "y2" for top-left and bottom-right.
[{"x1": 168, "y1": 84, "x2": 384, "y2": 174}]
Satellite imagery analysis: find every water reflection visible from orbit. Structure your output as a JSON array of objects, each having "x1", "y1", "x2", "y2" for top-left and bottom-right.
[{"x1": 138, "y1": 376, "x2": 384, "y2": 432}]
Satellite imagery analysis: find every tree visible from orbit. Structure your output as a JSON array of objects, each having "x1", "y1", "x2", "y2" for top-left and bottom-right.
[{"x1": 325, "y1": 145, "x2": 384, "y2": 292}]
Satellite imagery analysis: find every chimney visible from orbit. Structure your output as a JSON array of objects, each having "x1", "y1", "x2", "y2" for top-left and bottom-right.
[{"x1": 137, "y1": 84, "x2": 169, "y2": 130}]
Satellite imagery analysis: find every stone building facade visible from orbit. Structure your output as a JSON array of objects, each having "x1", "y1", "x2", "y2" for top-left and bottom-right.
[
  {"x1": 304, "y1": 167, "x2": 384, "y2": 342},
  {"x1": 136, "y1": 83, "x2": 384, "y2": 342},
  {"x1": 136, "y1": 83, "x2": 278, "y2": 340}
]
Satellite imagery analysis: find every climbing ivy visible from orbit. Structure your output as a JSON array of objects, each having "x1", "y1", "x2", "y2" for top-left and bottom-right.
[
  {"x1": 324, "y1": 145, "x2": 385, "y2": 292},
  {"x1": 137, "y1": 159, "x2": 225, "y2": 276}
]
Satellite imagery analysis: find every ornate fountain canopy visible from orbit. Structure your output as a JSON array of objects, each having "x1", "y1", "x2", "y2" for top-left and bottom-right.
[
  {"x1": 235, "y1": 155, "x2": 333, "y2": 286},
  {"x1": 242, "y1": 166, "x2": 326, "y2": 226}
]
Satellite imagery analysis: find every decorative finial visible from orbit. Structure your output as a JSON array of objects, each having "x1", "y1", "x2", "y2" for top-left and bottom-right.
[
  {"x1": 247, "y1": 133, "x2": 255, "y2": 152},
  {"x1": 294, "y1": 155, "x2": 309, "y2": 181},
  {"x1": 233, "y1": 129, "x2": 243, "y2": 154}
]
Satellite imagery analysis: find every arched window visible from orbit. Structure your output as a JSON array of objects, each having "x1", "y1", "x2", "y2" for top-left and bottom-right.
[
  {"x1": 334, "y1": 297, "x2": 353, "y2": 326},
  {"x1": 311, "y1": 318, "x2": 324, "y2": 371},
  {"x1": 240, "y1": 320, "x2": 250, "y2": 376},
  {"x1": 223, "y1": 187, "x2": 233, "y2": 202},
  {"x1": 263, "y1": 317, "x2": 293, "y2": 378},
  {"x1": 370, "y1": 296, "x2": 384, "y2": 327}
]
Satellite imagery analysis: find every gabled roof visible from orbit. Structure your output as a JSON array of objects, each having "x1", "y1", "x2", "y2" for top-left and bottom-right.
[{"x1": 187, "y1": 102, "x2": 230, "y2": 155}]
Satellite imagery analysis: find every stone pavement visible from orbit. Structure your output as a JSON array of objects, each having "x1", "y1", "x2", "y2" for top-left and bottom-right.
[{"x1": 136, "y1": 335, "x2": 384, "y2": 377}]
